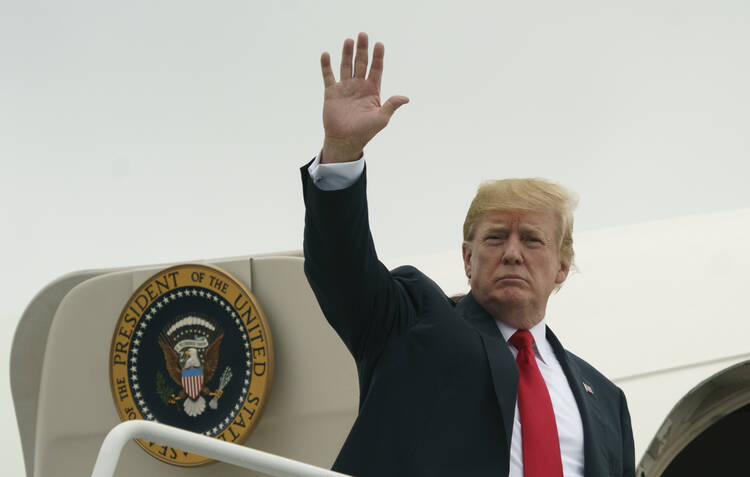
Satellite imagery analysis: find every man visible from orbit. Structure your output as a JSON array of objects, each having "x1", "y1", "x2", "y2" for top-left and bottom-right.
[{"x1": 301, "y1": 32, "x2": 634, "y2": 477}]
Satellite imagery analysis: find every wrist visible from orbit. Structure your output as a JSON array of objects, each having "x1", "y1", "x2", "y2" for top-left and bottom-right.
[{"x1": 321, "y1": 137, "x2": 363, "y2": 164}]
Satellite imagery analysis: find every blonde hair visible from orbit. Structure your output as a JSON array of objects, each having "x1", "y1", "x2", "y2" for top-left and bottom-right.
[{"x1": 463, "y1": 178, "x2": 578, "y2": 266}]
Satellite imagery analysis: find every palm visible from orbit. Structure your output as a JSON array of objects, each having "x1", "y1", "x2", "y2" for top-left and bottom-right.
[
  {"x1": 319, "y1": 33, "x2": 408, "y2": 163},
  {"x1": 324, "y1": 79, "x2": 385, "y2": 143}
]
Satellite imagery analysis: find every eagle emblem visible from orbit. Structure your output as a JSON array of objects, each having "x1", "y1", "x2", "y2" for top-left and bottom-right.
[
  {"x1": 110, "y1": 263, "x2": 274, "y2": 466},
  {"x1": 157, "y1": 315, "x2": 232, "y2": 417}
]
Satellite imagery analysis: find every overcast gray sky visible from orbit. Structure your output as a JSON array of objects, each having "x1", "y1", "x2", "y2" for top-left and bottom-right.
[{"x1": 2, "y1": 1, "x2": 749, "y2": 471}]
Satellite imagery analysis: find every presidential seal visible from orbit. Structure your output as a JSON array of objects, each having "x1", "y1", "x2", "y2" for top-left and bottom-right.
[{"x1": 109, "y1": 264, "x2": 274, "y2": 466}]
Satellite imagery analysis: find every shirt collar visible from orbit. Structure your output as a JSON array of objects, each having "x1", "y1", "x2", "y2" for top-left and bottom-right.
[{"x1": 496, "y1": 318, "x2": 553, "y2": 364}]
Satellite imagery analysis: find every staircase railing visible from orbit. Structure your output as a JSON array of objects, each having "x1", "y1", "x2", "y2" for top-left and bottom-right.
[{"x1": 90, "y1": 420, "x2": 351, "y2": 477}]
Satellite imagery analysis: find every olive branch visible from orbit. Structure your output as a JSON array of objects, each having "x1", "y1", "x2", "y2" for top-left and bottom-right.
[{"x1": 156, "y1": 371, "x2": 176, "y2": 405}]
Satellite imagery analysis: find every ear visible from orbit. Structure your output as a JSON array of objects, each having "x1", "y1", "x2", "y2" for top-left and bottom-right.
[
  {"x1": 555, "y1": 261, "x2": 570, "y2": 285},
  {"x1": 462, "y1": 242, "x2": 473, "y2": 279}
]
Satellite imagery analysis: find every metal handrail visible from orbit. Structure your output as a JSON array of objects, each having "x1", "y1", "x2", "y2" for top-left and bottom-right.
[{"x1": 90, "y1": 420, "x2": 351, "y2": 477}]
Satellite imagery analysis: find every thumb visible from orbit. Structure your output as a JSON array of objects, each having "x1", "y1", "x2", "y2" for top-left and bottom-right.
[{"x1": 381, "y1": 95, "x2": 410, "y2": 118}]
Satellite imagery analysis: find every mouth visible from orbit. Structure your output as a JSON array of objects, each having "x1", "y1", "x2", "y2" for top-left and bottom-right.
[{"x1": 497, "y1": 274, "x2": 526, "y2": 283}]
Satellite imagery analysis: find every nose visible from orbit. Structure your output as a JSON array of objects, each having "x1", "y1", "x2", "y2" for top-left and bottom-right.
[{"x1": 502, "y1": 236, "x2": 523, "y2": 265}]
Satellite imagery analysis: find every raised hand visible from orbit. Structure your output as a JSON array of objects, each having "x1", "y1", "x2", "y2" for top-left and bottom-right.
[{"x1": 320, "y1": 32, "x2": 409, "y2": 163}]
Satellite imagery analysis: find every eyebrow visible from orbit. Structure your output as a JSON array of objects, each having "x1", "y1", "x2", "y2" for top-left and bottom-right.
[
  {"x1": 482, "y1": 225, "x2": 510, "y2": 235},
  {"x1": 481, "y1": 224, "x2": 547, "y2": 240},
  {"x1": 518, "y1": 225, "x2": 545, "y2": 237}
]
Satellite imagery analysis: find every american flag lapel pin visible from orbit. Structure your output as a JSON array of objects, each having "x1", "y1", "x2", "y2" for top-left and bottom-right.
[{"x1": 583, "y1": 381, "x2": 594, "y2": 395}]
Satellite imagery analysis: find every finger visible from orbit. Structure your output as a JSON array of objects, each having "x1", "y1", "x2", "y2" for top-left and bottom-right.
[
  {"x1": 353, "y1": 32, "x2": 369, "y2": 79},
  {"x1": 320, "y1": 52, "x2": 335, "y2": 87},
  {"x1": 381, "y1": 95, "x2": 410, "y2": 118},
  {"x1": 369, "y1": 42, "x2": 384, "y2": 90},
  {"x1": 340, "y1": 38, "x2": 354, "y2": 80}
]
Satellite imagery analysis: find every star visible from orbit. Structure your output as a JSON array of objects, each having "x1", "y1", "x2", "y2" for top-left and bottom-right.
[
  {"x1": 231, "y1": 312, "x2": 237, "y2": 318},
  {"x1": 226, "y1": 306, "x2": 232, "y2": 312},
  {"x1": 132, "y1": 348, "x2": 139, "y2": 354},
  {"x1": 130, "y1": 366, "x2": 137, "y2": 372},
  {"x1": 162, "y1": 297, "x2": 170, "y2": 304},
  {"x1": 133, "y1": 339, "x2": 140, "y2": 346},
  {"x1": 133, "y1": 383, "x2": 140, "y2": 390},
  {"x1": 192, "y1": 289, "x2": 198, "y2": 295},
  {"x1": 199, "y1": 290, "x2": 205, "y2": 297},
  {"x1": 244, "y1": 379, "x2": 249, "y2": 385},
  {"x1": 131, "y1": 374, "x2": 138, "y2": 382},
  {"x1": 242, "y1": 387, "x2": 247, "y2": 394},
  {"x1": 245, "y1": 360, "x2": 251, "y2": 367},
  {"x1": 224, "y1": 417, "x2": 230, "y2": 424},
  {"x1": 170, "y1": 293, "x2": 176, "y2": 300},
  {"x1": 138, "y1": 400, "x2": 145, "y2": 406},
  {"x1": 177, "y1": 291, "x2": 183, "y2": 297},
  {"x1": 157, "y1": 302, "x2": 163, "y2": 309},
  {"x1": 245, "y1": 352, "x2": 250, "y2": 358},
  {"x1": 244, "y1": 342, "x2": 249, "y2": 349},
  {"x1": 145, "y1": 314, "x2": 152, "y2": 321},
  {"x1": 135, "y1": 392, "x2": 142, "y2": 398},
  {"x1": 130, "y1": 356, "x2": 137, "y2": 363},
  {"x1": 136, "y1": 330, "x2": 143, "y2": 337},
  {"x1": 212, "y1": 427, "x2": 218, "y2": 433},
  {"x1": 245, "y1": 370, "x2": 251, "y2": 376},
  {"x1": 234, "y1": 404, "x2": 240, "y2": 410},
  {"x1": 237, "y1": 396, "x2": 243, "y2": 403},
  {"x1": 147, "y1": 413, "x2": 153, "y2": 420},
  {"x1": 143, "y1": 406, "x2": 149, "y2": 413},
  {"x1": 212, "y1": 296, "x2": 218, "y2": 302},
  {"x1": 220, "y1": 300, "x2": 225, "y2": 306}
]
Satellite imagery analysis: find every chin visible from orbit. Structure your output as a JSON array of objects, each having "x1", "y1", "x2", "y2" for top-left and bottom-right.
[{"x1": 493, "y1": 290, "x2": 529, "y2": 306}]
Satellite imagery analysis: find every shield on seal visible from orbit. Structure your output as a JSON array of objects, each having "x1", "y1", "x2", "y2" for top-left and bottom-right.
[{"x1": 181, "y1": 367, "x2": 203, "y2": 400}]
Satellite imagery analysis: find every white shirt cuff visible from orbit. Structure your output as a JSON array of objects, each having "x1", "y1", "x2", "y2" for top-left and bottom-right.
[{"x1": 308, "y1": 151, "x2": 365, "y2": 191}]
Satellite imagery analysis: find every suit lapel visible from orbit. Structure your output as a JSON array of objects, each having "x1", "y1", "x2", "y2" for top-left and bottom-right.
[
  {"x1": 457, "y1": 293, "x2": 519, "y2": 449},
  {"x1": 456, "y1": 295, "x2": 610, "y2": 476},
  {"x1": 545, "y1": 328, "x2": 608, "y2": 477}
]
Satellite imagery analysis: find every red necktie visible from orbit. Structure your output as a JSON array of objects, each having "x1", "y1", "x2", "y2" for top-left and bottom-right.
[{"x1": 509, "y1": 330, "x2": 564, "y2": 477}]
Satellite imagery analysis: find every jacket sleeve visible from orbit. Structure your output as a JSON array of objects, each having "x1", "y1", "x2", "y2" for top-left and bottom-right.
[{"x1": 300, "y1": 161, "x2": 416, "y2": 365}]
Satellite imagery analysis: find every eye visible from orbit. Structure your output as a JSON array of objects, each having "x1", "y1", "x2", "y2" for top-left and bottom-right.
[{"x1": 525, "y1": 237, "x2": 543, "y2": 248}]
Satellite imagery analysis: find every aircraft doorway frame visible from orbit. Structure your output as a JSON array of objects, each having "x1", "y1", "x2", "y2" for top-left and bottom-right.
[{"x1": 637, "y1": 360, "x2": 750, "y2": 476}]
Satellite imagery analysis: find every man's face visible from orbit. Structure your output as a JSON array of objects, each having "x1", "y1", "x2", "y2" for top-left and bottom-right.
[{"x1": 462, "y1": 209, "x2": 570, "y2": 327}]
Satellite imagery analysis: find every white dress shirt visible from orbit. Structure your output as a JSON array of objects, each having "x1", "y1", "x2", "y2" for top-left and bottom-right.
[
  {"x1": 308, "y1": 151, "x2": 364, "y2": 191},
  {"x1": 309, "y1": 152, "x2": 585, "y2": 476}
]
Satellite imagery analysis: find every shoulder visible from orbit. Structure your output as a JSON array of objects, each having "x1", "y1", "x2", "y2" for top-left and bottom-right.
[
  {"x1": 391, "y1": 264, "x2": 429, "y2": 281},
  {"x1": 390, "y1": 265, "x2": 447, "y2": 294},
  {"x1": 547, "y1": 327, "x2": 623, "y2": 399},
  {"x1": 390, "y1": 265, "x2": 456, "y2": 310}
]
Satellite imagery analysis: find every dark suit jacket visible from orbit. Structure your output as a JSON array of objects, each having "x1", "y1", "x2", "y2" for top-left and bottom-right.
[{"x1": 301, "y1": 163, "x2": 635, "y2": 477}]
